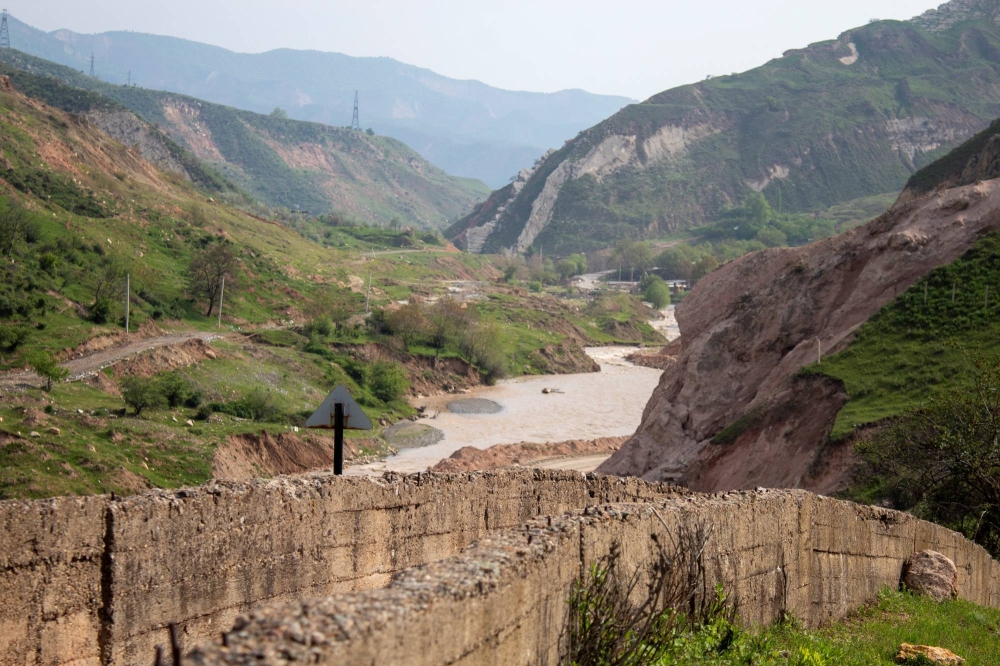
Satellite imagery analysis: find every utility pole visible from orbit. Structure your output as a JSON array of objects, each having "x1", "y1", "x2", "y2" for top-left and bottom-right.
[
  {"x1": 127, "y1": 70, "x2": 131, "y2": 87},
  {"x1": 0, "y1": 10, "x2": 10, "y2": 49},
  {"x1": 351, "y1": 90, "x2": 361, "y2": 131},
  {"x1": 125, "y1": 274, "x2": 130, "y2": 335},
  {"x1": 89, "y1": 53, "x2": 95, "y2": 78},
  {"x1": 217, "y1": 276, "x2": 225, "y2": 329},
  {"x1": 365, "y1": 271, "x2": 372, "y2": 313}
]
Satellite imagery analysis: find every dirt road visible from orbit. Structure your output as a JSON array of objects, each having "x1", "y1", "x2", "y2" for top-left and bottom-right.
[{"x1": 0, "y1": 331, "x2": 221, "y2": 388}]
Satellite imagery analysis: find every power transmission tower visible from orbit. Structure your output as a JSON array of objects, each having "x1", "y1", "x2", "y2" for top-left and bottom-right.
[
  {"x1": 89, "y1": 53, "x2": 95, "y2": 78},
  {"x1": 0, "y1": 10, "x2": 10, "y2": 49},
  {"x1": 127, "y1": 70, "x2": 131, "y2": 86},
  {"x1": 351, "y1": 90, "x2": 361, "y2": 130}
]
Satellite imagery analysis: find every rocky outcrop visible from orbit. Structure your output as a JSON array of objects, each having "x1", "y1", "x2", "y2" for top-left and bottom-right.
[
  {"x1": 913, "y1": 0, "x2": 1000, "y2": 32},
  {"x1": 599, "y1": 174, "x2": 1000, "y2": 489},
  {"x1": 904, "y1": 550, "x2": 960, "y2": 601},
  {"x1": 86, "y1": 109, "x2": 191, "y2": 179}
]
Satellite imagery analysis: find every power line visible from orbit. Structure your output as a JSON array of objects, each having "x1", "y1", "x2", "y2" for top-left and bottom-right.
[
  {"x1": 0, "y1": 10, "x2": 11, "y2": 49},
  {"x1": 351, "y1": 90, "x2": 361, "y2": 131}
]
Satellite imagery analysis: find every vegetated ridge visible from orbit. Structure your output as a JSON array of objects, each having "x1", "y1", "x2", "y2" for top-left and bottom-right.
[
  {"x1": 599, "y1": 112, "x2": 1000, "y2": 493},
  {"x1": 3, "y1": 14, "x2": 632, "y2": 188},
  {"x1": 0, "y1": 49, "x2": 490, "y2": 229},
  {"x1": 450, "y1": 0, "x2": 1000, "y2": 254}
]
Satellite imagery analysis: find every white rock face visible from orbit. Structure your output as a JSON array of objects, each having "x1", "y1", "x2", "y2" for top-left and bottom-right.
[{"x1": 838, "y1": 43, "x2": 859, "y2": 65}]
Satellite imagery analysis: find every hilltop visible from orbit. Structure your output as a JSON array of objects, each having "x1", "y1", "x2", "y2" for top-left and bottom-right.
[
  {"x1": 451, "y1": 0, "x2": 1000, "y2": 254},
  {"x1": 0, "y1": 50, "x2": 490, "y2": 229},
  {"x1": 3, "y1": 15, "x2": 632, "y2": 188}
]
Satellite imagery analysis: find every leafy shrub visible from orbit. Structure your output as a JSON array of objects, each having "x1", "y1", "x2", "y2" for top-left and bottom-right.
[
  {"x1": 0, "y1": 324, "x2": 31, "y2": 350},
  {"x1": 89, "y1": 297, "x2": 113, "y2": 324},
  {"x1": 368, "y1": 361, "x2": 409, "y2": 403},
  {"x1": 214, "y1": 388, "x2": 281, "y2": 422},
  {"x1": 119, "y1": 376, "x2": 164, "y2": 416},
  {"x1": 28, "y1": 350, "x2": 68, "y2": 391},
  {"x1": 156, "y1": 372, "x2": 194, "y2": 409},
  {"x1": 529, "y1": 280, "x2": 543, "y2": 293}
]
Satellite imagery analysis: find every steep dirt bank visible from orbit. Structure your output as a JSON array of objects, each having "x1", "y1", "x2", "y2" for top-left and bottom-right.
[
  {"x1": 430, "y1": 436, "x2": 627, "y2": 472},
  {"x1": 212, "y1": 431, "x2": 380, "y2": 481},
  {"x1": 600, "y1": 176, "x2": 1000, "y2": 490}
]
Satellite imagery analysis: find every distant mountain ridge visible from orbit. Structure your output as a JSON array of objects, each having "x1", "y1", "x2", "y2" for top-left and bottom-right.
[
  {"x1": 450, "y1": 0, "x2": 1000, "y2": 254},
  {"x1": 3, "y1": 16, "x2": 632, "y2": 188},
  {"x1": 0, "y1": 50, "x2": 489, "y2": 228}
]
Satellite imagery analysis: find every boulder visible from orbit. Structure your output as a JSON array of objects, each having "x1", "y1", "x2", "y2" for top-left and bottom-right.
[
  {"x1": 903, "y1": 550, "x2": 958, "y2": 601},
  {"x1": 47, "y1": 427, "x2": 61, "y2": 436},
  {"x1": 895, "y1": 643, "x2": 964, "y2": 664}
]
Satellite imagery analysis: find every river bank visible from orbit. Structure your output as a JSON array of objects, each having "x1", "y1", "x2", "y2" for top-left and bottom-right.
[{"x1": 347, "y1": 306, "x2": 678, "y2": 475}]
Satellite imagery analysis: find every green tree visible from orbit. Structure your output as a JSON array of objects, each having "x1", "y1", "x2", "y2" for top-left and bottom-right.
[
  {"x1": 156, "y1": 372, "x2": 194, "y2": 409},
  {"x1": 189, "y1": 243, "x2": 239, "y2": 317},
  {"x1": 368, "y1": 361, "x2": 409, "y2": 403},
  {"x1": 746, "y1": 192, "x2": 773, "y2": 231},
  {"x1": 386, "y1": 302, "x2": 427, "y2": 349},
  {"x1": 691, "y1": 255, "x2": 720, "y2": 283},
  {"x1": 642, "y1": 276, "x2": 672, "y2": 309},
  {"x1": 28, "y1": 351, "x2": 68, "y2": 392},
  {"x1": 0, "y1": 199, "x2": 30, "y2": 260},
  {"x1": 857, "y1": 353, "x2": 1000, "y2": 556},
  {"x1": 119, "y1": 376, "x2": 163, "y2": 416},
  {"x1": 426, "y1": 297, "x2": 467, "y2": 354},
  {"x1": 755, "y1": 226, "x2": 787, "y2": 248},
  {"x1": 270, "y1": 107, "x2": 288, "y2": 119}
]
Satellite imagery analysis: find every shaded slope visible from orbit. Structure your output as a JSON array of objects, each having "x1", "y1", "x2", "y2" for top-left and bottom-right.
[{"x1": 455, "y1": 1, "x2": 1000, "y2": 254}]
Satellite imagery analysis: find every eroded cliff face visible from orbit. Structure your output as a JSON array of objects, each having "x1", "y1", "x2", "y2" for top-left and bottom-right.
[
  {"x1": 599, "y1": 176, "x2": 1000, "y2": 491},
  {"x1": 451, "y1": 2, "x2": 1000, "y2": 255}
]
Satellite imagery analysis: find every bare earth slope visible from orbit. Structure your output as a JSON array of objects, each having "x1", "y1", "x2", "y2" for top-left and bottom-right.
[{"x1": 599, "y1": 176, "x2": 1000, "y2": 492}]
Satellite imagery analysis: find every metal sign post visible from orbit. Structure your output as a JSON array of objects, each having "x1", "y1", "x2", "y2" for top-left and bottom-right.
[{"x1": 306, "y1": 385, "x2": 373, "y2": 475}]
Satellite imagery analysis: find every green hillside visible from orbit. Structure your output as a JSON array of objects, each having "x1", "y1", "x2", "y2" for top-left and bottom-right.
[
  {"x1": 0, "y1": 49, "x2": 490, "y2": 229},
  {"x1": 452, "y1": 2, "x2": 1000, "y2": 254}
]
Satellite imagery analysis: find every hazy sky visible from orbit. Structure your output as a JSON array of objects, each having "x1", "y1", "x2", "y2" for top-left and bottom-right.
[{"x1": 13, "y1": 0, "x2": 942, "y2": 99}]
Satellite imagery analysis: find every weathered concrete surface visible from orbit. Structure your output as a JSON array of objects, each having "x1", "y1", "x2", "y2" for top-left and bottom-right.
[
  {"x1": 187, "y1": 491, "x2": 1000, "y2": 666},
  {"x1": 0, "y1": 470, "x2": 682, "y2": 666},
  {"x1": 0, "y1": 496, "x2": 107, "y2": 666}
]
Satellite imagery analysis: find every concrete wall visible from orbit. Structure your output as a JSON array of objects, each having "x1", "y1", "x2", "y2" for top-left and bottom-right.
[
  {"x1": 0, "y1": 470, "x2": 680, "y2": 666},
  {"x1": 187, "y1": 490, "x2": 1000, "y2": 666}
]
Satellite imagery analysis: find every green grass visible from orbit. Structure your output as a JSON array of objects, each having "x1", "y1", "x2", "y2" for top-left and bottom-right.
[
  {"x1": 803, "y1": 231, "x2": 1000, "y2": 440},
  {"x1": 702, "y1": 590, "x2": 1000, "y2": 666}
]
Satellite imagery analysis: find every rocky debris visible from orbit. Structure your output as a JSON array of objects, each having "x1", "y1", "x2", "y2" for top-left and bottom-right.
[
  {"x1": 540, "y1": 388, "x2": 564, "y2": 395},
  {"x1": 47, "y1": 427, "x2": 60, "y2": 436},
  {"x1": 903, "y1": 550, "x2": 958, "y2": 601},
  {"x1": 912, "y1": 0, "x2": 1000, "y2": 33},
  {"x1": 625, "y1": 348, "x2": 677, "y2": 370},
  {"x1": 0, "y1": 75, "x2": 13, "y2": 92},
  {"x1": 895, "y1": 643, "x2": 965, "y2": 665},
  {"x1": 431, "y1": 436, "x2": 627, "y2": 473},
  {"x1": 28, "y1": 431, "x2": 40, "y2": 438},
  {"x1": 599, "y1": 175, "x2": 1000, "y2": 492},
  {"x1": 86, "y1": 109, "x2": 191, "y2": 180},
  {"x1": 185, "y1": 419, "x2": 195, "y2": 427}
]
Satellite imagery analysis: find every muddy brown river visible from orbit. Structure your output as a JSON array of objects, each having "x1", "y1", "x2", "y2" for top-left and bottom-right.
[{"x1": 348, "y1": 306, "x2": 678, "y2": 475}]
